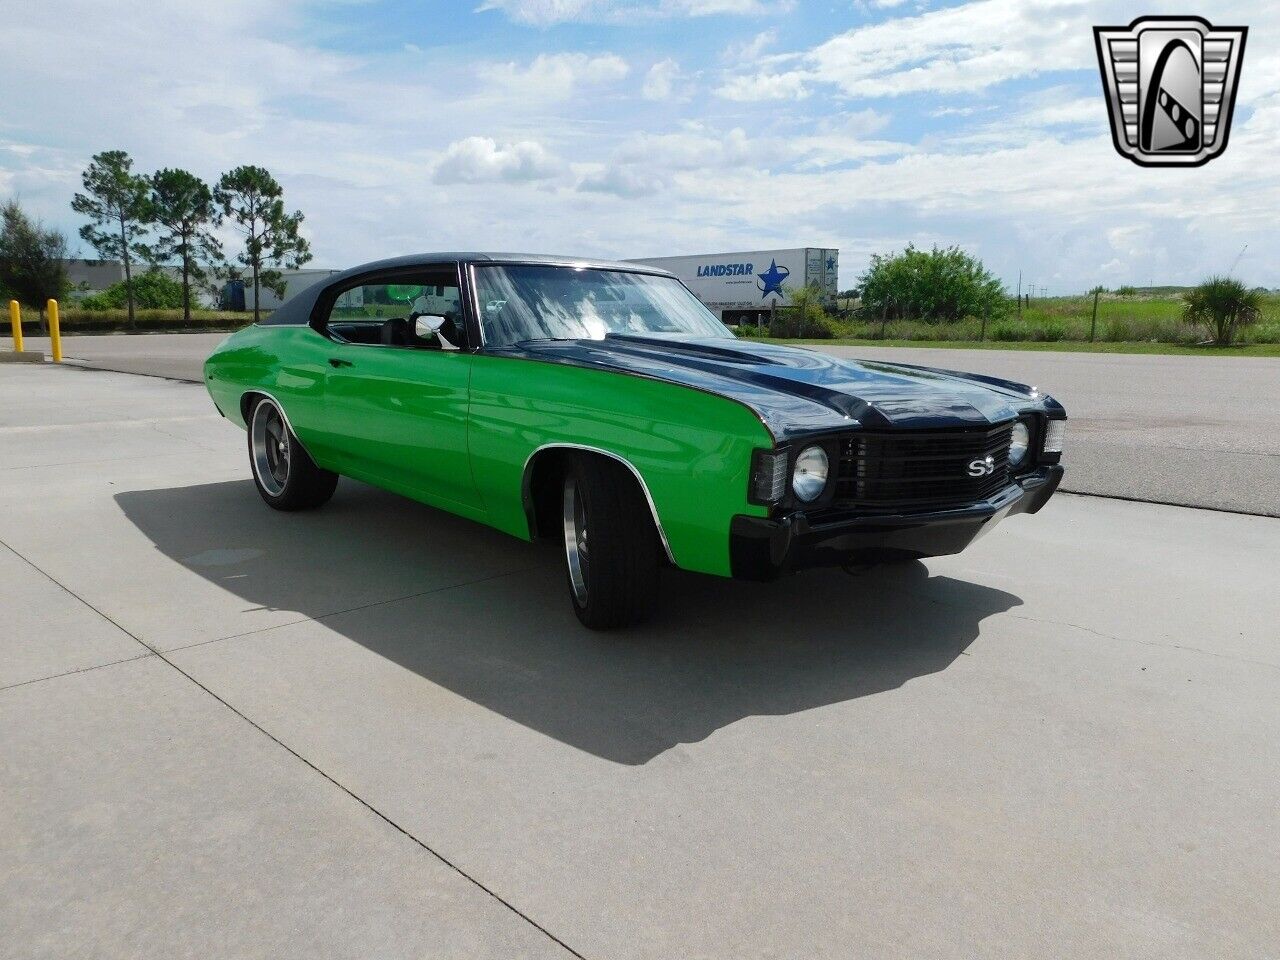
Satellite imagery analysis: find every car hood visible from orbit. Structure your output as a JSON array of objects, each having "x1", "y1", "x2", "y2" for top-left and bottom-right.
[{"x1": 504, "y1": 335, "x2": 1056, "y2": 442}]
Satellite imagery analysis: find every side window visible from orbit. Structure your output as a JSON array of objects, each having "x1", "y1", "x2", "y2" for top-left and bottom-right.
[{"x1": 324, "y1": 272, "x2": 466, "y2": 349}]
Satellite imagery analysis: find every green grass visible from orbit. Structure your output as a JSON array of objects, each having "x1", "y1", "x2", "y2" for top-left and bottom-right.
[
  {"x1": 761, "y1": 291, "x2": 1280, "y2": 348},
  {"x1": 760, "y1": 338, "x2": 1280, "y2": 357}
]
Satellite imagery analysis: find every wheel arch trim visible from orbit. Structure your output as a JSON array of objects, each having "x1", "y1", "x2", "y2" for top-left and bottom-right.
[
  {"x1": 521, "y1": 443, "x2": 676, "y2": 563},
  {"x1": 241, "y1": 390, "x2": 319, "y2": 463}
]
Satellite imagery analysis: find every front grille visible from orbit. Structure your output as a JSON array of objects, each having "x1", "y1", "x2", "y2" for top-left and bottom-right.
[{"x1": 833, "y1": 423, "x2": 1014, "y2": 513}]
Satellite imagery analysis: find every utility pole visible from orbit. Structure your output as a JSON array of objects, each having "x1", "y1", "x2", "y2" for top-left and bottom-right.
[
  {"x1": 1017, "y1": 271, "x2": 1022, "y2": 321},
  {"x1": 1090, "y1": 287, "x2": 1100, "y2": 342}
]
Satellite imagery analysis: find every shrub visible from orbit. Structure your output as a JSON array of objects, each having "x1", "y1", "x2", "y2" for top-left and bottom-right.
[
  {"x1": 1183, "y1": 276, "x2": 1262, "y2": 346},
  {"x1": 769, "y1": 282, "x2": 837, "y2": 338},
  {"x1": 78, "y1": 270, "x2": 189, "y2": 311},
  {"x1": 769, "y1": 315, "x2": 838, "y2": 339},
  {"x1": 859, "y1": 244, "x2": 1008, "y2": 323},
  {"x1": 987, "y1": 321, "x2": 1022, "y2": 342},
  {"x1": 1247, "y1": 320, "x2": 1280, "y2": 344}
]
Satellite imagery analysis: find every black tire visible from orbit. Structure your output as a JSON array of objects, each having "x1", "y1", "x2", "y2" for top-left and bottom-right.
[
  {"x1": 247, "y1": 396, "x2": 338, "y2": 511},
  {"x1": 562, "y1": 454, "x2": 660, "y2": 629}
]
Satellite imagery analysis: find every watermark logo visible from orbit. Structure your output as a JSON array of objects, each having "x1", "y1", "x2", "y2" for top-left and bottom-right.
[{"x1": 1094, "y1": 16, "x2": 1247, "y2": 167}]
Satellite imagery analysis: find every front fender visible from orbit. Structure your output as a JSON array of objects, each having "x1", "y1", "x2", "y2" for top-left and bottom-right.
[{"x1": 468, "y1": 354, "x2": 773, "y2": 577}]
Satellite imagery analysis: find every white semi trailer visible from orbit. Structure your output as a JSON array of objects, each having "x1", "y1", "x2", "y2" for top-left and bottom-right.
[{"x1": 627, "y1": 247, "x2": 838, "y2": 325}]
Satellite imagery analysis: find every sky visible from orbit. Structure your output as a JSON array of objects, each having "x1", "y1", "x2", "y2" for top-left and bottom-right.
[{"x1": 0, "y1": 0, "x2": 1276, "y2": 294}]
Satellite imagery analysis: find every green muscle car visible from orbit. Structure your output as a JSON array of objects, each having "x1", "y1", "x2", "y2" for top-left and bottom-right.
[{"x1": 204, "y1": 253, "x2": 1066, "y2": 628}]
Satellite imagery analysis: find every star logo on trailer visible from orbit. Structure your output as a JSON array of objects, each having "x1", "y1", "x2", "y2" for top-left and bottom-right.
[
  {"x1": 756, "y1": 259, "x2": 790, "y2": 300},
  {"x1": 1094, "y1": 16, "x2": 1247, "y2": 167},
  {"x1": 826, "y1": 257, "x2": 836, "y2": 271}
]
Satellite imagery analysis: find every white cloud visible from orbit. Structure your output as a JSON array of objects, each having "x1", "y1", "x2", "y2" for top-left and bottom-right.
[
  {"x1": 669, "y1": 0, "x2": 776, "y2": 13},
  {"x1": 478, "y1": 0, "x2": 785, "y2": 25},
  {"x1": 643, "y1": 59, "x2": 684, "y2": 101},
  {"x1": 475, "y1": 0, "x2": 601, "y2": 25},
  {"x1": 930, "y1": 105, "x2": 993, "y2": 118},
  {"x1": 731, "y1": 0, "x2": 1157, "y2": 103},
  {"x1": 722, "y1": 31, "x2": 773, "y2": 62},
  {"x1": 614, "y1": 127, "x2": 759, "y2": 169},
  {"x1": 576, "y1": 165, "x2": 666, "y2": 197},
  {"x1": 715, "y1": 71, "x2": 809, "y2": 101},
  {"x1": 433, "y1": 137, "x2": 562, "y2": 184},
  {"x1": 1022, "y1": 96, "x2": 1101, "y2": 128},
  {"x1": 801, "y1": 0, "x2": 1088, "y2": 97},
  {"x1": 486, "y1": 52, "x2": 629, "y2": 100}
]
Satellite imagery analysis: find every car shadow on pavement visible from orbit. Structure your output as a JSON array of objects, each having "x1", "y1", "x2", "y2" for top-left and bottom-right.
[{"x1": 117, "y1": 479, "x2": 1023, "y2": 765}]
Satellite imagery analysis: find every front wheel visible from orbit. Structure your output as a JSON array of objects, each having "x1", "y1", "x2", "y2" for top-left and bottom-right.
[
  {"x1": 248, "y1": 396, "x2": 338, "y2": 511},
  {"x1": 562, "y1": 456, "x2": 660, "y2": 629}
]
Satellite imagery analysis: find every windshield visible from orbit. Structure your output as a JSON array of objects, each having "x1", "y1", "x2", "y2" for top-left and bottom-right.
[{"x1": 475, "y1": 264, "x2": 732, "y2": 347}]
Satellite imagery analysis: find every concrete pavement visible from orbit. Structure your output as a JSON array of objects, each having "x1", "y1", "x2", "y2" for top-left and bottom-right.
[
  {"x1": 3, "y1": 363, "x2": 1279, "y2": 959},
  {"x1": 5, "y1": 331, "x2": 1278, "y2": 515}
]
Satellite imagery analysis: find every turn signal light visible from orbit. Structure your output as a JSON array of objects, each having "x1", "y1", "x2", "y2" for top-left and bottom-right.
[
  {"x1": 1043, "y1": 419, "x2": 1067, "y2": 454},
  {"x1": 751, "y1": 450, "x2": 788, "y2": 503}
]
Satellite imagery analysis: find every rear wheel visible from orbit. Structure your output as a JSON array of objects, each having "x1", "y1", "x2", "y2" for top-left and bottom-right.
[
  {"x1": 248, "y1": 396, "x2": 338, "y2": 511},
  {"x1": 562, "y1": 455, "x2": 660, "y2": 629}
]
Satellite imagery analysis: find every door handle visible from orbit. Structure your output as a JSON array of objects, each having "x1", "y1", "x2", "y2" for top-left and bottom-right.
[{"x1": 328, "y1": 357, "x2": 353, "y2": 368}]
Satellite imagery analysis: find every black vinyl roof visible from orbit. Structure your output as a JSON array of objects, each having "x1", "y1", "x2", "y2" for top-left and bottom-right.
[
  {"x1": 332, "y1": 252, "x2": 674, "y2": 282},
  {"x1": 263, "y1": 252, "x2": 677, "y2": 325}
]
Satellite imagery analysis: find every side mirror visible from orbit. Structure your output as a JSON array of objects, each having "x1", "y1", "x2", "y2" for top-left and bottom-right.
[{"x1": 414, "y1": 315, "x2": 447, "y2": 339}]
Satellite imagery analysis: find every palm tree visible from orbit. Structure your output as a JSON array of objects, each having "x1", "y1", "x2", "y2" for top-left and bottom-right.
[{"x1": 1183, "y1": 276, "x2": 1262, "y2": 346}]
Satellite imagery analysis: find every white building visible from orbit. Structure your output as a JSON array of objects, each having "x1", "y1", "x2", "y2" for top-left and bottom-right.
[
  {"x1": 227, "y1": 268, "x2": 344, "y2": 313},
  {"x1": 628, "y1": 248, "x2": 839, "y2": 325}
]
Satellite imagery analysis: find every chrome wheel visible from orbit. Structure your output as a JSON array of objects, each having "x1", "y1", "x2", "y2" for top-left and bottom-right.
[
  {"x1": 563, "y1": 477, "x2": 589, "y2": 606},
  {"x1": 251, "y1": 400, "x2": 291, "y2": 497}
]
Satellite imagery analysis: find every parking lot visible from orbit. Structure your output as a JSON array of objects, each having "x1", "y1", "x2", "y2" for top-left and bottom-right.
[{"x1": 4, "y1": 357, "x2": 1280, "y2": 959}]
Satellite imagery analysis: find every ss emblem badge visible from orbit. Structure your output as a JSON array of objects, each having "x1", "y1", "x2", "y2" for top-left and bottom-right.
[{"x1": 968, "y1": 456, "x2": 996, "y2": 478}]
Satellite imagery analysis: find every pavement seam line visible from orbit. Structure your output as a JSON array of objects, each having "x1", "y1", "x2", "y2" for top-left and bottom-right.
[
  {"x1": 0, "y1": 414, "x2": 216, "y2": 433},
  {"x1": 1057, "y1": 489, "x2": 1280, "y2": 520},
  {"x1": 2, "y1": 452, "x2": 204, "y2": 472},
  {"x1": 148, "y1": 662, "x2": 590, "y2": 960},
  {"x1": 64, "y1": 361, "x2": 201, "y2": 385},
  {"x1": 0, "y1": 652, "x2": 156, "y2": 693},
  {"x1": 1002, "y1": 611, "x2": 1280, "y2": 672},
  {"x1": 0, "y1": 534, "x2": 587, "y2": 960}
]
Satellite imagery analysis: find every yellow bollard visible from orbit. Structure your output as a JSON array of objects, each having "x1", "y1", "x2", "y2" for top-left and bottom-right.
[
  {"x1": 7, "y1": 300, "x2": 21, "y2": 353},
  {"x1": 47, "y1": 299, "x2": 62, "y2": 363}
]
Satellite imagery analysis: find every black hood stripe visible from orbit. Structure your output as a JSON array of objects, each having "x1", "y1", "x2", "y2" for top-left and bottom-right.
[{"x1": 494, "y1": 335, "x2": 1047, "y2": 442}]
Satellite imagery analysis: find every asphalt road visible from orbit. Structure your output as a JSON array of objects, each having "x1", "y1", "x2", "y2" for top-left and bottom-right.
[
  {"x1": 5, "y1": 332, "x2": 1279, "y2": 515},
  {"x1": 3, "y1": 363, "x2": 1278, "y2": 959}
]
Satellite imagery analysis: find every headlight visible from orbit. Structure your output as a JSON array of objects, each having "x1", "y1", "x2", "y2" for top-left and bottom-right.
[
  {"x1": 1043, "y1": 419, "x2": 1066, "y2": 454},
  {"x1": 1008, "y1": 421, "x2": 1031, "y2": 468},
  {"x1": 792, "y1": 445, "x2": 829, "y2": 502}
]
